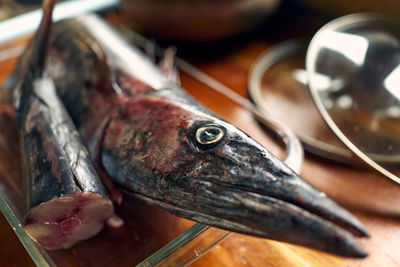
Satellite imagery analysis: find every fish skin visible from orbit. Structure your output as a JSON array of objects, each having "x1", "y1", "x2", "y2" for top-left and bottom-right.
[
  {"x1": 46, "y1": 15, "x2": 368, "y2": 257},
  {"x1": 8, "y1": 1, "x2": 115, "y2": 250}
]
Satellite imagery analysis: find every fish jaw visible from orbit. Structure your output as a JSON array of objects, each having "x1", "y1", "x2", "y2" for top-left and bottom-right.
[
  {"x1": 101, "y1": 89, "x2": 368, "y2": 257},
  {"x1": 136, "y1": 182, "x2": 366, "y2": 258}
]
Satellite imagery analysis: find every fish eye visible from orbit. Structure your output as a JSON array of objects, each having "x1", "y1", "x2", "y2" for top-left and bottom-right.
[{"x1": 195, "y1": 123, "x2": 225, "y2": 148}]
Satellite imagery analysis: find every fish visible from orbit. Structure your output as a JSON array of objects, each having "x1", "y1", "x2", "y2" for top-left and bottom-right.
[
  {"x1": 39, "y1": 14, "x2": 371, "y2": 257},
  {"x1": 2, "y1": 10, "x2": 368, "y2": 256},
  {"x1": 8, "y1": 0, "x2": 119, "y2": 250}
]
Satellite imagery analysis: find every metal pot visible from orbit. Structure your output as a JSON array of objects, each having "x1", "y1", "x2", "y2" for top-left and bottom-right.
[{"x1": 120, "y1": 0, "x2": 280, "y2": 40}]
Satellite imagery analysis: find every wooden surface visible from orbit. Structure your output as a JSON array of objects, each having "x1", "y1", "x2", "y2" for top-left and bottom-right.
[{"x1": 1, "y1": 3, "x2": 400, "y2": 266}]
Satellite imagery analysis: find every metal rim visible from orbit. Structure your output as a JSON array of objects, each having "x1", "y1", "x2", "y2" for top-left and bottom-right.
[
  {"x1": 306, "y1": 13, "x2": 400, "y2": 184},
  {"x1": 248, "y1": 39, "x2": 357, "y2": 164}
]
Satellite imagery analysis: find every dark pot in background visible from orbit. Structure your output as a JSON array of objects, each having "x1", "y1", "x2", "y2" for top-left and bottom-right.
[{"x1": 120, "y1": 0, "x2": 281, "y2": 41}]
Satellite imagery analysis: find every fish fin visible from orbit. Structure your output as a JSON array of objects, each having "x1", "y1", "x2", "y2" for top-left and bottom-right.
[
  {"x1": 97, "y1": 166, "x2": 123, "y2": 205},
  {"x1": 106, "y1": 213, "x2": 124, "y2": 228},
  {"x1": 158, "y1": 47, "x2": 181, "y2": 85},
  {"x1": 85, "y1": 116, "x2": 123, "y2": 204},
  {"x1": 31, "y1": 0, "x2": 56, "y2": 76},
  {"x1": 82, "y1": 37, "x2": 119, "y2": 94},
  {"x1": 144, "y1": 38, "x2": 156, "y2": 63},
  {"x1": 68, "y1": 24, "x2": 124, "y2": 95},
  {"x1": 61, "y1": 26, "x2": 119, "y2": 94}
]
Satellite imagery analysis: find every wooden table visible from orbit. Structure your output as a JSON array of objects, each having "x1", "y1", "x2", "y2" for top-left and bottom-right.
[{"x1": 1, "y1": 3, "x2": 400, "y2": 266}]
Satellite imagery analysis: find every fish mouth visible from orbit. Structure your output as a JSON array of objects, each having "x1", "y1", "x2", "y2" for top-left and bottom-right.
[{"x1": 135, "y1": 176, "x2": 368, "y2": 258}]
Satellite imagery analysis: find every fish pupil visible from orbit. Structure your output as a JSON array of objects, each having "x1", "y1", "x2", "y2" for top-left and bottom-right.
[
  {"x1": 195, "y1": 124, "x2": 225, "y2": 146},
  {"x1": 201, "y1": 128, "x2": 219, "y2": 141}
]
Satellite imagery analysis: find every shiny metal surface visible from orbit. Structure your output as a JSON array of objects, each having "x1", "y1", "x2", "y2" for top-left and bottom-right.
[
  {"x1": 307, "y1": 13, "x2": 400, "y2": 183},
  {"x1": 248, "y1": 40, "x2": 356, "y2": 164}
]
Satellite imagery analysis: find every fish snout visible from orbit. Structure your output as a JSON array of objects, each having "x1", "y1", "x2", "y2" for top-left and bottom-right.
[
  {"x1": 160, "y1": 130, "x2": 369, "y2": 257},
  {"x1": 162, "y1": 173, "x2": 368, "y2": 258}
]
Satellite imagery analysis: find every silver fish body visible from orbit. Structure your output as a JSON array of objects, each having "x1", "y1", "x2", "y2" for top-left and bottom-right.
[{"x1": 9, "y1": 2, "x2": 115, "y2": 250}]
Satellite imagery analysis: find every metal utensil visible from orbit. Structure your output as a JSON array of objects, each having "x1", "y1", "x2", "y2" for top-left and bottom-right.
[
  {"x1": 306, "y1": 13, "x2": 400, "y2": 183},
  {"x1": 248, "y1": 40, "x2": 357, "y2": 164}
]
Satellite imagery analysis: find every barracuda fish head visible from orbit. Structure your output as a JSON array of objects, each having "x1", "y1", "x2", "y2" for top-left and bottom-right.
[{"x1": 101, "y1": 87, "x2": 368, "y2": 257}]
